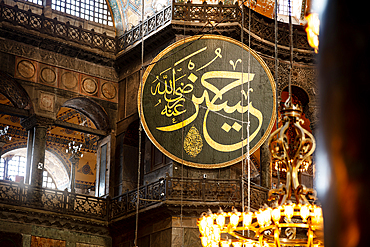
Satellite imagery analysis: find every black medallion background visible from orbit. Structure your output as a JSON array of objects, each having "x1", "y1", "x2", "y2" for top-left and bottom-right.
[{"x1": 139, "y1": 35, "x2": 276, "y2": 168}]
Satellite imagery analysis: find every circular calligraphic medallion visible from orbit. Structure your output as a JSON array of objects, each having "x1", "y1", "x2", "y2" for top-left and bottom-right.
[
  {"x1": 102, "y1": 82, "x2": 117, "y2": 99},
  {"x1": 41, "y1": 67, "x2": 56, "y2": 84},
  {"x1": 139, "y1": 35, "x2": 276, "y2": 168},
  {"x1": 17, "y1": 60, "x2": 35, "y2": 79},
  {"x1": 61, "y1": 72, "x2": 78, "y2": 89},
  {"x1": 82, "y1": 78, "x2": 98, "y2": 94}
]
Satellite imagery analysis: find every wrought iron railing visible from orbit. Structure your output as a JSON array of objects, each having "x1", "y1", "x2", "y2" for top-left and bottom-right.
[
  {"x1": 110, "y1": 178, "x2": 166, "y2": 219},
  {"x1": 0, "y1": 180, "x2": 107, "y2": 219},
  {"x1": 0, "y1": 0, "x2": 116, "y2": 53},
  {"x1": 116, "y1": 5, "x2": 173, "y2": 52},
  {"x1": 0, "y1": 0, "x2": 311, "y2": 55},
  {"x1": 172, "y1": 1, "x2": 241, "y2": 23},
  {"x1": 0, "y1": 176, "x2": 268, "y2": 220},
  {"x1": 166, "y1": 176, "x2": 269, "y2": 210}
]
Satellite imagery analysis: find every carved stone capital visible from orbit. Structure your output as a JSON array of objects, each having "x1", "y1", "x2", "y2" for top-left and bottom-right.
[{"x1": 20, "y1": 114, "x2": 54, "y2": 131}]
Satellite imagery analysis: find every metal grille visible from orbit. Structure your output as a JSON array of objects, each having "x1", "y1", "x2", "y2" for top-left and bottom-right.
[
  {"x1": 51, "y1": 0, "x2": 113, "y2": 26},
  {"x1": 24, "y1": 0, "x2": 43, "y2": 5},
  {"x1": 278, "y1": 0, "x2": 291, "y2": 16}
]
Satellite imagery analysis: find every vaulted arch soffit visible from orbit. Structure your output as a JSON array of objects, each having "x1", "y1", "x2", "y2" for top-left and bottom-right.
[
  {"x1": 0, "y1": 71, "x2": 33, "y2": 112},
  {"x1": 61, "y1": 97, "x2": 110, "y2": 131}
]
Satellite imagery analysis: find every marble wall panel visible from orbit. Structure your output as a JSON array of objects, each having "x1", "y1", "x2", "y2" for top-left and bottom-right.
[
  {"x1": 13, "y1": 56, "x2": 118, "y2": 103},
  {"x1": 125, "y1": 72, "x2": 139, "y2": 117}
]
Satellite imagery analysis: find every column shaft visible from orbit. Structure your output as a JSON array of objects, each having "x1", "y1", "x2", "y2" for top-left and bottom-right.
[{"x1": 30, "y1": 125, "x2": 48, "y2": 187}]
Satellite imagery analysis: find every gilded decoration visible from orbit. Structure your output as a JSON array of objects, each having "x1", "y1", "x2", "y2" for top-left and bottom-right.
[
  {"x1": 139, "y1": 35, "x2": 276, "y2": 168},
  {"x1": 184, "y1": 126, "x2": 203, "y2": 157}
]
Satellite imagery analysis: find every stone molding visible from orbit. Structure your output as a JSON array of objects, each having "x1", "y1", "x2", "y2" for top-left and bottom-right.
[
  {"x1": 20, "y1": 114, "x2": 53, "y2": 131},
  {"x1": 0, "y1": 38, "x2": 118, "y2": 82}
]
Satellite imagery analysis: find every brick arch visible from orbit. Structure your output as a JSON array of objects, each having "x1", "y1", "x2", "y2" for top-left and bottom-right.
[
  {"x1": 61, "y1": 97, "x2": 110, "y2": 131},
  {"x1": 0, "y1": 71, "x2": 33, "y2": 111}
]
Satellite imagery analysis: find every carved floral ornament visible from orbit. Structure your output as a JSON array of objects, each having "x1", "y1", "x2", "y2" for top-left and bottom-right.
[{"x1": 139, "y1": 35, "x2": 276, "y2": 168}]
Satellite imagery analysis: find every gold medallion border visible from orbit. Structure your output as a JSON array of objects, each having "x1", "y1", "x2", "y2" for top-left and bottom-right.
[{"x1": 138, "y1": 34, "x2": 276, "y2": 169}]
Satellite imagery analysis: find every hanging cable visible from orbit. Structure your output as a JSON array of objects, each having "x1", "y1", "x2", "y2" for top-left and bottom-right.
[
  {"x1": 247, "y1": 0, "x2": 251, "y2": 214},
  {"x1": 134, "y1": 0, "x2": 145, "y2": 246},
  {"x1": 241, "y1": 0, "x2": 245, "y2": 216},
  {"x1": 180, "y1": 18, "x2": 186, "y2": 247},
  {"x1": 288, "y1": 0, "x2": 293, "y2": 99},
  {"x1": 274, "y1": 0, "x2": 280, "y2": 187}
]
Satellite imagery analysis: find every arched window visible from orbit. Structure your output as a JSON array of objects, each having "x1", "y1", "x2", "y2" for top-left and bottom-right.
[{"x1": 0, "y1": 148, "x2": 69, "y2": 190}]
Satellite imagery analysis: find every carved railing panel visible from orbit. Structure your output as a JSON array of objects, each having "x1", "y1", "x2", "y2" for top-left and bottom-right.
[
  {"x1": 110, "y1": 178, "x2": 166, "y2": 219},
  {"x1": 0, "y1": 1, "x2": 116, "y2": 53},
  {"x1": 243, "y1": 183, "x2": 269, "y2": 210},
  {"x1": 0, "y1": 181, "x2": 22, "y2": 204},
  {"x1": 0, "y1": 178, "x2": 268, "y2": 220},
  {"x1": 166, "y1": 177, "x2": 244, "y2": 203},
  {"x1": 68, "y1": 193, "x2": 107, "y2": 218},
  {"x1": 116, "y1": 5, "x2": 172, "y2": 51},
  {"x1": 1, "y1": 1, "x2": 311, "y2": 55}
]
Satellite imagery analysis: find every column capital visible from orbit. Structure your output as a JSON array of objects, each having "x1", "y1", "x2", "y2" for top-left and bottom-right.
[{"x1": 20, "y1": 114, "x2": 54, "y2": 131}]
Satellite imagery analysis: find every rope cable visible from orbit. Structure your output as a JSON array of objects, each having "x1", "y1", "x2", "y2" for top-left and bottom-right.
[
  {"x1": 247, "y1": 0, "x2": 252, "y2": 214},
  {"x1": 241, "y1": 0, "x2": 245, "y2": 216},
  {"x1": 274, "y1": 0, "x2": 280, "y2": 187},
  {"x1": 134, "y1": 0, "x2": 145, "y2": 245}
]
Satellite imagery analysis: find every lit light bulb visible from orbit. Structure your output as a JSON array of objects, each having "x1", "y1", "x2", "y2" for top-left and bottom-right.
[
  {"x1": 271, "y1": 207, "x2": 281, "y2": 223},
  {"x1": 198, "y1": 216, "x2": 207, "y2": 235},
  {"x1": 216, "y1": 209, "x2": 226, "y2": 229},
  {"x1": 200, "y1": 236, "x2": 209, "y2": 247},
  {"x1": 232, "y1": 242, "x2": 242, "y2": 247},
  {"x1": 284, "y1": 203, "x2": 295, "y2": 221},
  {"x1": 313, "y1": 207, "x2": 322, "y2": 218},
  {"x1": 229, "y1": 208, "x2": 240, "y2": 227},
  {"x1": 243, "y1": 212, "x2": 253, "y2": 228},
  {"x1": 221, "y1": 240, "x2": 231, "y2": 247},
  {"x1": 212, "y1": 225, "x2": 221, "y2": 242},
  {"x1": 256, "y1": 210, "x2": 265, "y2": 227},
  {"x1": 206, "y1": 215, "x2": 214, "y2": 227},
  {"x1": 211, "y1": 241, "x2": 219, "y2": 247},
  {"x1": 263, "y1": 207, "x2": 272, "y2": 226},
  {"x1": 300, "y1": 204, "x2": 310, "y2": 222}
]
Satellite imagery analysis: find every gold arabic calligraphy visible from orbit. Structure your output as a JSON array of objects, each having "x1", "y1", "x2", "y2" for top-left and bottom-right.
[{"x1": 149, "y1": 47, "x2": 263, "y2": 152}]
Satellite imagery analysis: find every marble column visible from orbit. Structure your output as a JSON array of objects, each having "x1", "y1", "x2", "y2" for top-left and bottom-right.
[
  {"x1": 21, "y1": 115, "x2": 52, "y2": 187},
  {"x1": 69, "y1": 156, "x2": 79, "y2": 193},
  {"x1": 25, "y1": 128, "x2": 34, "y2": 184}
]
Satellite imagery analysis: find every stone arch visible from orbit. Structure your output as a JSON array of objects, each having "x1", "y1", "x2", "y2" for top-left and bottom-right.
[
  {"x1": 1, "y1": 147, "x2": 69, "y2": 190},
  {"x1": 61, "y1": 97, "x2": 110, "y2": 131},
  {"x1": 0, "y1": 71, "x2": 33, "y2": 111}
]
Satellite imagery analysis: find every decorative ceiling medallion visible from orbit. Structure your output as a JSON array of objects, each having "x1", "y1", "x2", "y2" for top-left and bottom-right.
[
  {"x1": 17, "y1": 60, "x2": 35, "y2": 79},
  {"x1": 139, "y1": 35, "x2": 276, "y2": 168},
  {"x1": 82, "y1": 78, "x2": 98, "y2": 94},
  {"x1": 61, "y1": 72, "x2": 78, "y2": 89},
  {"x1": 40, "y1": 67, "x2": 56, "y2": 84},
  {"x1": 101, "y1": 82, "x2": 117, "y2": 99}
]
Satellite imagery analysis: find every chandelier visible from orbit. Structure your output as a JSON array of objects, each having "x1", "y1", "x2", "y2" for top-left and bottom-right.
[{"x1": 197, "y1": 99, "x2": 324, "y2": 247}]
